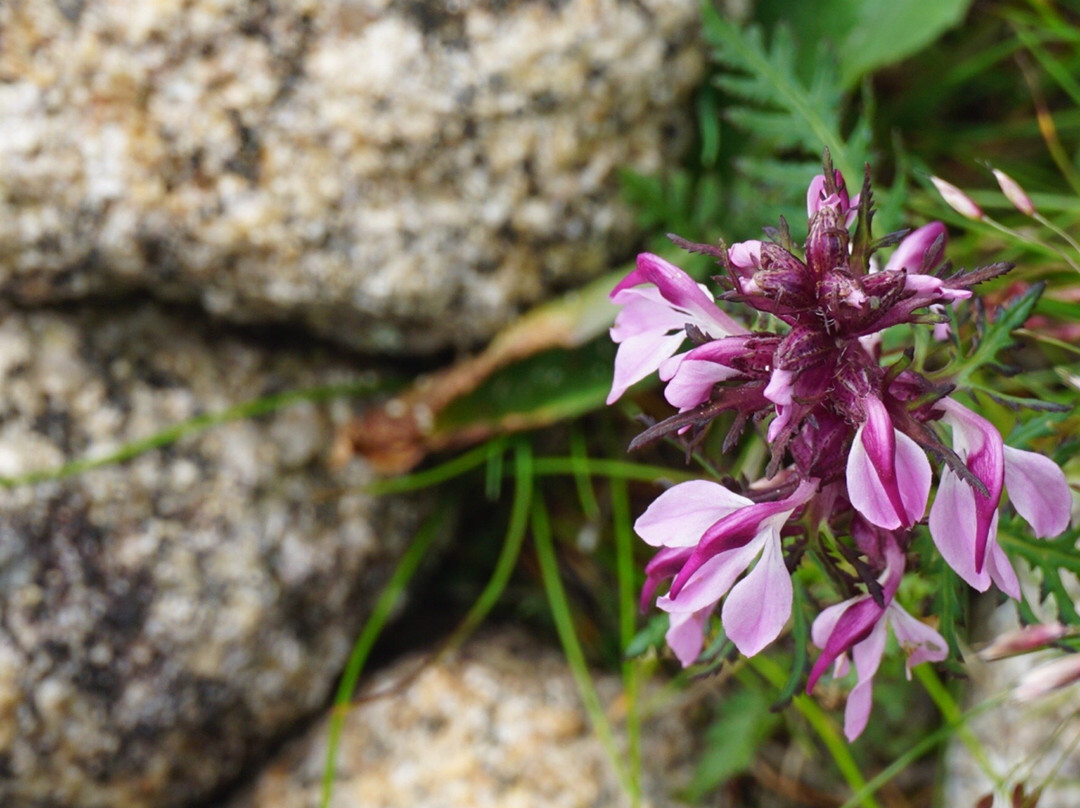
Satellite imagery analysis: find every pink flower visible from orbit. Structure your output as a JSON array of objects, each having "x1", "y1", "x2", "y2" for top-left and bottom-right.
[
  {"x1": 659, "y1": 333, "x2": 778, "y2": 411},
  {"x1": 807, "y1": 546, "x2": 948, "y2": 740},
  {"x1": 883, "y1": 222, "x2": 947, "y2": 275},
  {"x1": 637, "y1": 479, "x2": 816, "y2": 660},
  {"x1": 607, "y1": 253, "x2": 746, "y2": 404},
  {"x1": 846, "y1": 396, "x2": 932, "y2": 530},
  {"x1": 807, "y1": 171, "x2": 859, "y2": 225},
  {"x1": 928, "y1": 398, "x2": 1071, "y2": 597}
]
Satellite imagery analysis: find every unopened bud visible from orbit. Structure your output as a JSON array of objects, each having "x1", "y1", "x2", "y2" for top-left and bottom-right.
[
  {"x1": 977, "y1": 622, "x2": 1069, "y2": 661},
  {"x1": 930, "y1": 176, "x2": 984, "y2": 221},
  {"x1": 805, "y1": 205, "x2": 850, "y2": 276},
  {"x1": 991, "y1": 168, "x2": 1037, "y2": 216},
  {"x1": 1014, "y1": 653, "x2": 1080, "y2": 701}
]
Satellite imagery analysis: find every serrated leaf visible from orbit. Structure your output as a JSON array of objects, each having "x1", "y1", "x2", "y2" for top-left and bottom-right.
[
  {"x1": 955, "y1": 284, "x2": 1044, "y2": 385},
  {"x1": 725, "y1": 108, "x2": 817, "y2": 151},
  {"x1": 702, "y1": 7, "x2": 862, "y2": 181}
]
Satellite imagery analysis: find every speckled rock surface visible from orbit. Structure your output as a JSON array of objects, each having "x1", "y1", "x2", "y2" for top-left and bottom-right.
[
  {"x1": 0, "y1": 302, "x2": 431, "y2": 808},
  {"x1": 223, "y1": 629, "x2": 696, "y2": 808},
  {"x1": 0, "y1": 0, "x2": 703, "y2": 354}
]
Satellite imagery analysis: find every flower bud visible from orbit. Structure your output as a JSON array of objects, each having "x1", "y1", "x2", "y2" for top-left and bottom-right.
[
  {"x1": 752, "y1": 243, "x2": 815, "y2": 308},
  {"x1": 930, "y1": 176, "x2": 984, "y2": 221},
  {"x1": 977, "y1": 622, "x2": 1069, "y2": 661},
  {"x1": 805, "y1": 205, "x2": 850, "y2": 276},
  {"x1": 991, "y1": 168, "x2": 1036, "y2": 216},
  {"x1": 1014, "y1": 653, "x2": 1080, "y2": 701}
]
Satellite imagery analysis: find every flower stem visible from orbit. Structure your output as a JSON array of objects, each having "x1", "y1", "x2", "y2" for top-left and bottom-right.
[
  {"x1": 533, "y1": 493, "x2": 635, "y2": 799},
  {"x1": 612, "y1": 476, "x2": 643, "y2": 804},
  {"x1": 913, "y1": 664, "x2": 1003, "y2": 789},
  {"x1": 319, "y1": 504, "x2": 447, "y2": 808},
  {"x1": 837, "y1": 691, "x2": 1006, "y2": 808},
  {"x1": 437, "y1": 441, "x2": 533, "y2": 653},
  {"x1": 748, "y1": 654, "x2": 882, "y2": 808}
]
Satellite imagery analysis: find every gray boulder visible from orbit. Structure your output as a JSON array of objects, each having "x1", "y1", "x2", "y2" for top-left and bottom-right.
[
  {"x1": 223, "y1": 629, "x2": 697, "y2": 808},
  {"x1": 0, "y1": 302, "x2": 431, "y2": 807},
  {"x1": 0, "y1": 0, "x2": 703, "y2": 353}
]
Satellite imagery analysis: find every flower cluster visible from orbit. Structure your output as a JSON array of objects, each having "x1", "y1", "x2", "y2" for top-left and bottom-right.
[{"x1": 609, "y1": 159, "x2": 1073, "y2": 739}]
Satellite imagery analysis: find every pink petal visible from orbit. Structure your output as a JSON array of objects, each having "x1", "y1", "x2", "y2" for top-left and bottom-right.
[
  {"x1": 806, "y1": 171, "x2": 850, "y2": 217},
  {"x1": 609, "y1": 286, "x2": 691, "y2": 341},
  {"x1": 634, "y1": 480, "x2": 751, "y2": 548},
  {"x1": 808, "y1": 596, "x2": 881, "y2": 693},
  {"x1": 811, "y1": 599, "x2": 857, "y2": 650},
  {"x1": 978, "y1": 622, "x2": 1069, "y2": 661},
  {"x1": 844, "y1": 619, "x2": 888, "y2": 741},
  {"x1": 721, "y1": 531, "x2": 792, "y2": 656},
  {"x1": 641, "y1": 546, "x2": 691, "y2": 610},
  {"x1": 608, "y1": 331, "x2": 688, "y2": 404},
  {"x1": 1015, "y1": 655, "x2": 1080, "y2": 701},
  {"x1": 660, "y1": 334, "x2": 753, "y2": 397},
  {"x1": 887, "y1": 602, "x2": 949, "y2": 676},
  {"x1": 883, "y1": 222, "x2": 946, "y2": 274},
  {"x1": 931, "y1": 176, "x2": 984, "y2": 220},
  {"x1": 903, "y1": 274, "x2": 971, "y2": 303},
  {"x1": 1003, "y1": 446, "x2": 1072, "y2": 538},
  {"x1": 663, "y1": 359, "x2": 739, "y2": 410},
  {"x1": 665, "y1": 610, "x2": 708, "y2": 667},
  {"x1": 728, "y1": 240, "x2": 763, "y2": 269},
  {"x1": 846, "y1": 399, "x2": 930, "y2": 530},
  {"x1": 763, "y1": 368, "x2": 794, "y2": 407},
  {"x1": 928, "y1": 468, "x2": 991, "y2": 592},
  {"x1": 657, "y1": 541, "x2": 763, "y2": 614},
  {"x1": 894, "y1": 429, "x2": 933, "y2": 525},
  {"x1": 847, "y1": 429, "x2": 899, "y2": 529},
  {"x1": 622, "y1": 253, "x2": 744, "y2": 336},
  {"x1": 985, "y1": 522, "x2": 1021, "y2": 600},
  {"x1": 992, "y1": 168, "x2": 1036, "y2": 217},
  {"x1": 939, "y1": 399, "x2": 1005, "y2": 572},
  {"x1": 806, "y1": 174, "x2": 827, "y2": 216}
]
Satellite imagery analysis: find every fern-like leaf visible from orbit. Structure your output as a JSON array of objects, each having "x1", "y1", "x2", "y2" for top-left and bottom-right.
[{"x1": 702, "y1": 7, "x2": 871, "y2": 187}]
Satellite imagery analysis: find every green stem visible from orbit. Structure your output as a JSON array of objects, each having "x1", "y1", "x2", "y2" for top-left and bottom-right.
[
  {"x1": 749, "y1": 655, "x2": 881, "y2": 808},
  {"x1": 439, "y1": 441, "x2": 533, "y2": 652},
  {"x1": 982, "y1": 214, "x2": 1080, "y2": 273},
  {"x1": 570, "y1": 427, "x2": 602, "y2": 522},
  {"x1": 611, "y1": 477, "x2": 642, "y2": 806},
  {"x1": 0, "y1": 378, "x2": 388, "y2": 489},
  {"x1": 365, "y1": 440, "x2": 507, "y2": 495},
  {"x1": 319, "y1": 504, "x2": 446, "y2": 808},
  {"x1": 532, "y1": 494, "x2": 633, "y2": 796},
  {"x1": 528, "y1": 457, "x2": 698, "y2": 484},
  {"x1": 1033, "y1": 210, "x2": 1080, "y2": 266},
  {"x1": 914, "y1": 665, "x2": 1003, "y2": 788},
  {"x1": 838, "y1": 693, "x2": 1006, "y2": 808}
]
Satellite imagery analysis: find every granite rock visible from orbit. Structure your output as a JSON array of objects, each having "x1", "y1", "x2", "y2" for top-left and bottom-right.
[
  {"x1": 0, "y1": 302, "x2": 431, "y2": 807},
  {"x1": 0, "y1": 0, "x2": 703, "y2": 354},
  {"x1": 223, "y1": 628, "x2": 696, "y2": 808}
]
